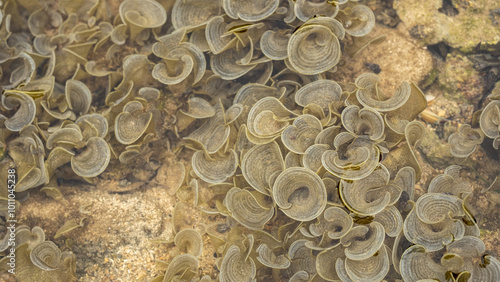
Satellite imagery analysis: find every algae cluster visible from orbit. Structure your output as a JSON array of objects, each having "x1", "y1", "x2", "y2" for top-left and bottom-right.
[{"x1": 0, "y1": 0, "x2": 499, "y2": 281}]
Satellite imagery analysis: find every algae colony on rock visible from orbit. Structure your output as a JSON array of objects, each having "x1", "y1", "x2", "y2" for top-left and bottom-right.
[{"x1": 0, "y1": 0, "x2": 499, "y2": 281}]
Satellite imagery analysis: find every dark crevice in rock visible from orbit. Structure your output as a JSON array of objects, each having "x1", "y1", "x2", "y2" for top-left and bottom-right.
[
  {"x1": 438, "y1": 0, "x2": 459, "y2": 17},
  {"x1": 476, "y1": 68, "x2": 500, "y2": 111},
  {"x1": 427, "y1": 42, "x2": 451, "y2": 60},
  {"x1": 481, "y1": 137, "x2": 500, "y2": 161},
  {"x1": 372, "y1": 0, "x2": 401, "y2": 28},
  {"x1": 468, "y1": 43, "x2": 500, "y2": 110},
  {"x1": 409, "y1": 25, "x2": 427, "y2": 39},
  {"x1": 489, "y1": 8, "x2": 500, "y2": 25},
  {"x1": 364, "y1": 62, "x2": 381, "y2": 74}
]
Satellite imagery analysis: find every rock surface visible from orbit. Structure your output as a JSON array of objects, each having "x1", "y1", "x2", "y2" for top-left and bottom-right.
[{"x1": 394, "y1": 0, "x2": 500, "y2": 50}]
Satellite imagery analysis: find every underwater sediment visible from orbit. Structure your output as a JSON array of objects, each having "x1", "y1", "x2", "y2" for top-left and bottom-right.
[{"x1": 0, "y1": 0, "x2": 500, "y2": 281}]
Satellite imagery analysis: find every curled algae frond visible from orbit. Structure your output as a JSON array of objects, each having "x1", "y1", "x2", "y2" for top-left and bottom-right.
[
  {"x1": 272, "y1": 167, "x2": 327, "y2": 222},
  {"x1": 224, "y1": 187, "x2": 274, "y2": 230},
  {"x1": 0, "y1": 0, "x2": 499, "y2": 281},
  {"x1": 114, "y1": 100, "x2": 154, "y2": 145},
  {"x1": 1, "y1": 91, "x2": 37, "y2": 132},
  {"x1": 448, "y1": 124, "x2": 484, "y2": 158},
  {"x1": 0, "y1": 227, "x2": 76, "y2": 280},
  {"x1": 287, "y1": 19, "x2": 342, "y2": 75},
  {"x1": 118, "y1": 0, "x2": 167, "y2": 40}
]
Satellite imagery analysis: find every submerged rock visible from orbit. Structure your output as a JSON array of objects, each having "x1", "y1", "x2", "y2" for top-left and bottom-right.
[
  {"x1": 438, "y1": 53, "x2": 483, "y2": 101},
  {"x1": 395, "y1": 0, "x2": 500, "y2": 51}
]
